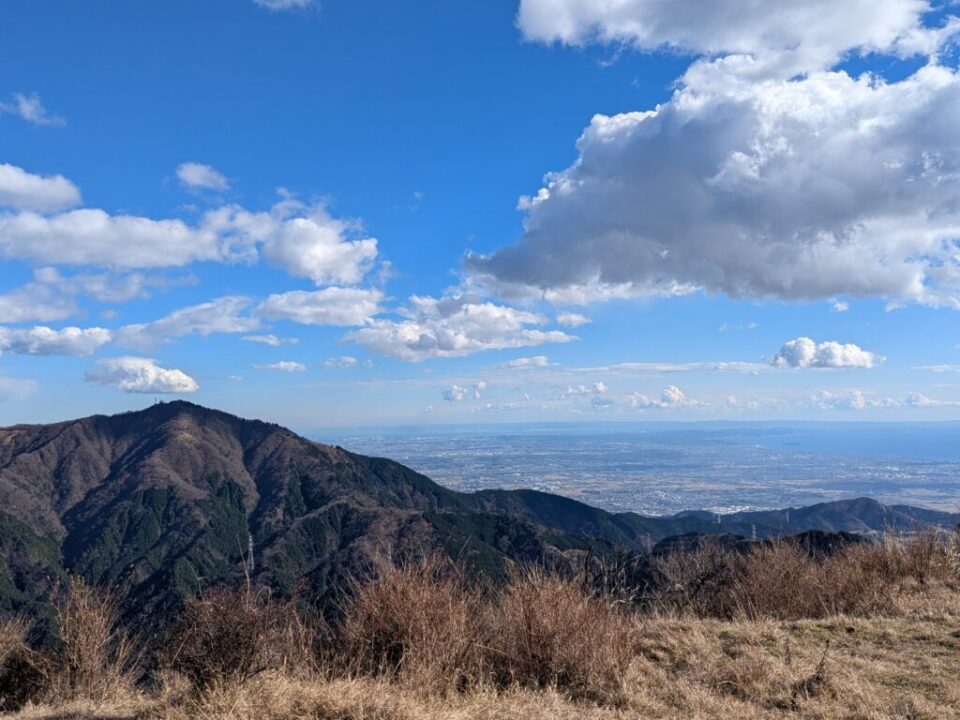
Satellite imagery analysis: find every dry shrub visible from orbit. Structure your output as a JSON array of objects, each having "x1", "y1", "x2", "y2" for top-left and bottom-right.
[
  {"x1": 652, "y1": 539, "x2": 745, "y2": 618},
  {"x1": 729, "y1": 542, "x2": 824, "y2": 619},
  {"x1": 49, "y1": 577, "x2": 136, "y2": 703},
  {"x1": 655, "y1": 534, "x2": 956, "y2": 621},
  {"x1": 164, "y1": 585, "x2": 315, "y2": 690},
  {"x1": 484, "y1": 569, "x2": 636, "y2": 705},
  {"x1": 338, "y1": 555, "x2": 485, "y2": 692},
  {"x1": 0, "y1": 616, "x2": 49, "y2": 711}
]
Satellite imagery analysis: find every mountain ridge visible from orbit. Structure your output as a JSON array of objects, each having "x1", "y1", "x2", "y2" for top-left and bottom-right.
[{"x1": 1, "y1": 402, "x2": 956, "y2": 630}]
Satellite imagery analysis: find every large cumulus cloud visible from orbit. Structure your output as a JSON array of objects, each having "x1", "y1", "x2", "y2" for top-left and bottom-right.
[{"x1": 468, "y1": 64, "x2": 960, "y2": 306}]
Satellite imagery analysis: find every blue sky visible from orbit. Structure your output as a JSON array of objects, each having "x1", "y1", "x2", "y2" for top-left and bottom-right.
[{"x1": 2, "y1": 0, "x2": 960, "y2": 428}]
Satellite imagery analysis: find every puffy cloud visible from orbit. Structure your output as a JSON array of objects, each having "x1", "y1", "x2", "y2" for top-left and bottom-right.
[
  {"x1": 176, "y1": 162, "x2": 229, "y2": 192},
  {"x1": 628, "y1": 384, "x2": 698, "y2": 408},
  {"x1": 0, "y1": 208, "x2": 235, "y2": 268},
  {"x1": 804, "y1": 388, "x2": 960, "y2": 410},
  {"x1": 32, "y1": 267, "x2": 178, "y2": 304},
  {"x1": 260, "y1": 204, "x2": 378, "y2": 285},
  {"x1": 503, "y1": 355, "x2": 551, "y2": 369},
  {"x1": 255, "y1": 361, "x2": 306, "y2": 372},
  {"x1": 0, "y1": 326, "x2": 112, "y2": 356},
  {"x1": 830, "y1": 299, "x2": 850, "y2": 313},
  {"x1": 242, "y1": 334, "x2": 299, "y2": 347},
  {"x1": 323, "y1": 356, "x2": 358, "y2": 368},
  {"x1": 556, "y1": 312, "x2": 591, "y2": 328},
  {"x1": 904, "y1": 392, "x2": 960, "y2": 408},
  {"x1": 85, "y1": 357, "x2": 199, "y2": 394},
  {"x1": 254, "y1": 0, "x2": 314, "y2": 10},
  {"x1": 0, "y1": 190, "x2": 377, "y2": 287},
  {"x1": 442, "y1": 381, "x2": 487, "y2": 401},
  {"x1": 346, "y1": 295, "x2": 576, "y2": 361},
  {"x1": 116, "y1": 296, "x2": 259, "y2": 349},
  {"x1": 0, "y1": 92, "x2": 65, "y2": 126},
  {"x1": 442, "y1": 384, "x2": 469, "y2": 401},
  {"x1": 0, "y1": 283, "x2": 76, "y2": 323},
  {"x1": 517, "y1": 0, "x2": 953, "y2": 77},
  {"x1": 258, "y1": 287, "x2": 383, "y2": 326},
  {"x1": 0, "y1": 163, "x2": 80, "y2": 212},
  {"x1": 772, "y1": 337, "x2": 881, "y2": 369},
  {"x1": 564, "y1": 381, "x2": 607, "y2": 397},
  {"x1": 468, "y1": 64, "x2": 960, "y2": 307}
]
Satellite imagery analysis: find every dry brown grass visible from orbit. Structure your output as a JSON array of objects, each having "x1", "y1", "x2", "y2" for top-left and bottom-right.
[
  {"x1": 483, "y1": 569, "x2": 637, "y2": 704},
  {"x1": 3, "y1": 534, "x2": 960, "y2": 719},
  {"x1": 47, "y1": 577, "x2": 137, "y2": 705},
  {"x1": 338, "y1": 555, "x2": 485, "y2": 693},
  {"x1": 653, "y1": 532, "x2": 960, "y2": 621},
  {"x1": 164, "y1": 585, "x2": 316, "y2": 690}
]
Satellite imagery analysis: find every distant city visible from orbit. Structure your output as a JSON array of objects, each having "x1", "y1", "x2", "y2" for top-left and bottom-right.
[{"x1": 324, "y1": 422, "x2": 960, "y2": 515}]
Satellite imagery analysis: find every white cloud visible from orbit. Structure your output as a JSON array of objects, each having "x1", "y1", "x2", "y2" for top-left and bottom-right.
[
  {"x1": 0, "y1": 283, "x2": 76, "y2": 323},
  {"x1": 804, "y1": 388, "x2": 960, "y2": 410},
  {"x1": 0, "y1": 93, "x2": 65, "y2": 126},
  {"x1": 255, "y1": 361, "x2": 306, "y2": 372},
  {"x1": 904, "y1": 392, "x2": 960, "y2": 408},
  {"x1": 830, "y1": 299, "x2": 850, "y2": 313},
  {"x1": 718, "y1": 322, "x2": 759, "y2": 332},
  {"x1": 628, "y1": 384, "x2": 698, "y2": 408},
  {"x1": 556, "y1": 312, "x2": 591, "y2": 328},
  {"x1": 346, "y1": 295, "x2": 576, "y2": 361},
  {"x1": 503, "y1": 355, "x2": 551, "y2": 369},
  {"x1": 772, "y1": 337, "x2": 881, "y2": 369},
  {"x1": 575, "y1": 360, "x2": 766, "y2": 374},
  {"x1": 0, "y1": 192, "x2": 377, "y2": 287},
  {"x1": 254, "y1": 0, "x2": 314, "y2": 10},
  {"x1": 176, "y1": 162, "x2": 230, "y2": 192},
  {"x1": 442, "y1": 381, "x2": 487, "y2": 401},
  {"x1": 116, "y1": 296, "x2": 259, "y2": 349},
  {"x1": 260, "y1": 204, "x2": 378, "y2": 286},
  {"x1": 0, "y1": 208, "x2": 235, "y2": 268},
  {"x1": 442, "y1": 384, "x2": 469, "y2": 401},
  {"x1": 259, "y1": 287, "x2": 383, "y2": 326},
  {"x1": 0, "y1": 326, "x2": 112, "y2": 356},
  {"x1": 914, "y1": 364, "x2": 960, "y2": 372},
  {"x1": 468, "y1": 64, "x2": 960, "y2": 308},
  {"x1": 85, "y1": 357, "x2": 199, "y2": 394},
  {"x1": 564, "y1": 381, "x2": 607, "y2": 397},
  {"x1": 0, "y1": 163, "x2": 81, "y2": 212},
  {"x1": 242, "y1": 334, "x2": 299, "y2": 347},
  {"x1": 33, "y1": 267, "x2": 177, "y2": 304},
  {"x1": 323, "y1": 355, "x2": 358, "y2": 368},
  {"x1": 517, "y1": 0, "x2": 954, "y2": 77}
]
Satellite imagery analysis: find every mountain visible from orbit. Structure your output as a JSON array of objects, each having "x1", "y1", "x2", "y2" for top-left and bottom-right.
[{"x1": 0, "y1": 402, "x2": 956, "y2": 630}]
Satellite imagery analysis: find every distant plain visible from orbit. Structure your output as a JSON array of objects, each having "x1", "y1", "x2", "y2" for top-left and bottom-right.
[{"x1": 323, "y1": 422, "x2": 960, "y2": 514}]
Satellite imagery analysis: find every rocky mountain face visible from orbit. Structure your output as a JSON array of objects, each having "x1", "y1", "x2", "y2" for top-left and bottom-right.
[{"x1": 0, "y1": 402, "x2": 956, "y2": 630}]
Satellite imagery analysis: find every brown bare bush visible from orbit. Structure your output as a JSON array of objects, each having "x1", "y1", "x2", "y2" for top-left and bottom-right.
[
  {"x1": 164, "y1": 585, "x2": 315, "y2": 691},
  {"x1": 483, "y1": 569, "x2": 636, "y2": 705},
  {"x1": 0, "y1": 616, "x2": 49, "y2": 712},
  {"x1": 652, "y1": 539, "x2": 746, "y2": 618},
  {"x1": 338, "y1": 555, "x2": 486, "y2": 693},
  {"x1": 49, "y1": 577, "x2": 136, "y2": 704}
]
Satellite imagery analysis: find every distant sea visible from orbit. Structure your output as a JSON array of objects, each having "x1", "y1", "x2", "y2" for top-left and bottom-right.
[{"x1": 317, "y1": 422, "x2": 960, "y2": 516}]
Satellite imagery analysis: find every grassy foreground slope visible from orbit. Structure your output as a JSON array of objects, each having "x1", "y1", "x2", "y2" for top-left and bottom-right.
[{"x1": 2, "y1": 534, "x2": 959, "y2": 719}]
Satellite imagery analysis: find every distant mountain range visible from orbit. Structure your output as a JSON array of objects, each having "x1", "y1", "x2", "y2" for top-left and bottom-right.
[{"x1": 1, "y1": 402, "x2": 957, "y2": 628}]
